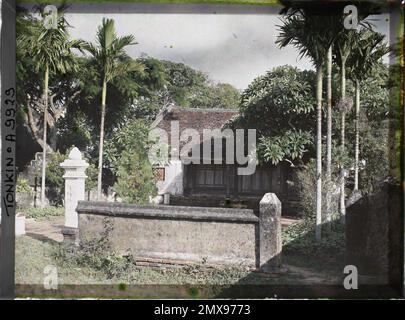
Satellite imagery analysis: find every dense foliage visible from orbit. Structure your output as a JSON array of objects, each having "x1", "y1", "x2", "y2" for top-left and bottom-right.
[
  {"x1": 104, "y1": 120, "x2": 157, "y2": 203},
  {"x1": 16, "y1": 11, "x2": 240, "y2": 200},
  {"x1": 234, "y1": 66, "x2": 316, "y2": 165}
]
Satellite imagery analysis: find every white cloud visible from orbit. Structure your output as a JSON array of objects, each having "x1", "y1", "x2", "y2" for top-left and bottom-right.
[{"x1": 66, "y1": 12, "x2": 390, "y2": 90}]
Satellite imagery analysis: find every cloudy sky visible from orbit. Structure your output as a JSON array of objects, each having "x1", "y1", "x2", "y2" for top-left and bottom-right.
[{"x1": 65, "y1": 11, "x2": 390, "y2": 90}]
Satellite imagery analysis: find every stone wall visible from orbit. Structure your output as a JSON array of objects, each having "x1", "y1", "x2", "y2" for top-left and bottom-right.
[
  {"x1": 76, "y1": 193, "x2": 282, "y2": 270},
  {"x1": 346, "y1": 181, "x2": 402, "y2": 285}
]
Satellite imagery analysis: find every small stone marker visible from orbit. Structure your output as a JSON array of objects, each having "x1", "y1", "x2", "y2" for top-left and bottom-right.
[
  {"x1": 15, "y1": 214, "x2": 26, "y2": 236},
  {"x1": 60, "y1": 147, "x2": 88, "y2": 244},
  {"x1": 259, "y1": 193, "x2": 282, "y2": 272}
]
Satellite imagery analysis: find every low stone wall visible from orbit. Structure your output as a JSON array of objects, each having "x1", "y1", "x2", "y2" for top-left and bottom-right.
[{"x1": 76, "y1": 193, "x2": 282, "y2": 270}]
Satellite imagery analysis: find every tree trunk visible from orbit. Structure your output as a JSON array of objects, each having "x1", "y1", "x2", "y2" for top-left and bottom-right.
[
  {"x1": 40, "y1": 64, "x2": 49, "y2": 208},
  {"x1": 97, "y1": 79, "x2": 107, "y2": 200},
  {"x1": 315, "y1": 66, "x2": 323, "y2": 241},
  {"x1": 354, "y1": 79, "x2": 360, "y2": 191},
  {"x1": 49, "y1": 126, "x2": 58, "y2": 151},
  {"x1": 325, "y1": 45, "x2": 333, "y2": 228},
  {"x1": 340, "y1": 60, "x2": 346, "y2": 223}
]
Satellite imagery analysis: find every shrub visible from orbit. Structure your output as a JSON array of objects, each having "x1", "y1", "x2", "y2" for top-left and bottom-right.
[
  {"x1": 294, "y1": 158, "x2": 341, "y2": 221},
  {"x1": 53, "y1": 218, "x2": 135, "y2": 279},
  {"x1": 44, "y1": 150, "x2": 97, "y2": 205},
  {"x1": 84, "y1": 162, "x2": 98, "y2": 192},
  {"x1": 45, "y1": 152, "x2": 68, "y2": 205},
  {"x1": 106, "y1": 120, "x2": 157, "y2": 204},
  {"x1": 16, "y1": 177, "x2": 34, "y2": 209},
  {"x1": 24, "y1": 206, "x2": 64, "y2": 219},
  {"x1": 113, "y1": 149, "x2": 156, "y2": 204},
  {"x1": 16, "y1": 177, "x2": 33, "y2": 195}
]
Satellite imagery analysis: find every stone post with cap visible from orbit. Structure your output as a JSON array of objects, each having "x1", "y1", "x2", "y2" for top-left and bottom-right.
[{"x1": 60, "y1": 147, "x2": 88, "y2": 244}]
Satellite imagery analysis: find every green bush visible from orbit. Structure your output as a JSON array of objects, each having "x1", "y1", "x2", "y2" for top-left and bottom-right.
[
  {"x1": 294, "y1": 159, "x2": 340, "y2": 221},
  {"x1": 44, "y1": 150, "x2": 97, "y2": 205},
  {"x1": 288, "y1": 159, "x2": 344, "y2": 256},
  {"x1": 113, "y1": 149, "x2": 156, "y2": 204},
  {"x1": 45, "y1": 152, "x2": 68, "y2": 206},
  {"x1": 24, "y1": 206, "x2": 64, "y2": 219},
  {"x1": 53, "y1": 218, "x2": 135, "y2": 279},
  {"x1": 105, "y1": 120, "x2": 157, "y2": 204},
  {"x1": 16, "y1": 177, "x2": 33, "y2": 195},
  {"x1": 85, "y1": 161, "x2": 98, "y2": 192}
]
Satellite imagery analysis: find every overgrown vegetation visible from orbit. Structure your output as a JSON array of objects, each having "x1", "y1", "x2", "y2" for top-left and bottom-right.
[
  {"x1": 282, "y1": 219, "x2": 345, "y2": 256},
  {"x1": 234, "y1": 66, "x2": 316, "y2": 166},
  {"x1": 105, "y1": 119, "x2": 157, "y2": 203},
  {"x1": 16, "y1": 177, "x2": 33, "y2": 195},
  {"x1": 44, "y1": 152, "x2": 68, "y2": 205},
  {"x1": 53, "y1": 218, "x2": 137, "y2": 279},
  {"x1": 24, "y1": 206, "x2": 64, "y2": 220},
  {"x1": 43, "y1": 151, "x2": 97, "y2": 205},
  {"x1": 294, "y1": 159, "x2": 341, "y2": 221}
]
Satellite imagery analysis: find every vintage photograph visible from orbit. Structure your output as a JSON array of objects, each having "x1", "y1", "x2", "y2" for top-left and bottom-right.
[{"x1": 6, "y1": 1, "x2": 402, "y2": 298}]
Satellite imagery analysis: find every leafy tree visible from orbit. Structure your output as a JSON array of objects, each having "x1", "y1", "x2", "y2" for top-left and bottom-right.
[
  {"x1": 343, "y1": 63, "x2": 390, "y2": 194},
  {"x1": 104, "y1": 120, "x2": 156, "y2": 204},
  {"x1": 82, "y1": 18, "x2": 145, "y2": 199},
  {"x1": 155, "y1": 60, "x2": 240, "y2": 110},
  {"x1": 18, "y1": 5, "x2": 84, "y2": 207},
  {"x1": 345, "y1": 30, "x2": 389, "y2": 191},
  {"x1": 235, "y1": 66, "x2": 315, "y2": 165}
]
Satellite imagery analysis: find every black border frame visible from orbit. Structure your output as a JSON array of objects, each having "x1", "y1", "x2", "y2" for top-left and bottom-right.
[{"x1": 0, "y1": 0, "x2": 16, "y2": 300}]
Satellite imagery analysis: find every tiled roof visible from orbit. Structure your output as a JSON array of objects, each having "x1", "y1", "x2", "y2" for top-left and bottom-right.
[{"x1": 152, "y1": 106, "x2": 238, "y2": 147}]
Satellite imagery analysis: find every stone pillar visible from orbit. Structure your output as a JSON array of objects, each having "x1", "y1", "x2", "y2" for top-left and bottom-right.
[
  {"x1": 60, "y1": 147, "x2": 88, "y2": 244},
  {"x1": 259, "y1": 193, "x2": 282, "y2": 272}
]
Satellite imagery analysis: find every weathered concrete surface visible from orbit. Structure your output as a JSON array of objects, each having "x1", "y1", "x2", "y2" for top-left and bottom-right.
[
  {"x1": 78, "y1": 203, "x2": 258, "y2": 266},
  {"x1": 346, "y1": 180, "x2": 402, "y2": 286},
  {"x1": 77, "y1": 193, "x2": 283, "y2": 269},
  {"x1": 259, "y1": 193, "x2": 282, "y2": 271},
  {"x1": 77, "y1": 201, "x2": 258, "y2": 223}
]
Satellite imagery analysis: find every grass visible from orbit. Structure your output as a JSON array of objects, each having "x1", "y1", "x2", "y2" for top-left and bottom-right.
[
  {"x1": 16, "y1": 232, "x2": 343, "y2": 287},
  {"x1": 15, "y1": 212, "x2": 344, "y2": 297},
  {"x1": 16, "y1": 234, "x2": 261, "y2": 286},
  {"x1": 16, "y1": 236, "x2": 107, "y2": 285}
]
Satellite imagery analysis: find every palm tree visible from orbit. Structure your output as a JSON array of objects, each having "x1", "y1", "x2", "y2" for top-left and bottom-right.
[
  {"x1": 83, "y1": 18, "x2": 144, "y2": 199},
  {"x1": 334, "y1": 29, "x2": 359, "y2": 222},
  {"x1": 325, "y1": 45, "x2": 333, "y2": 227},
  {"x1": 277, "y1": 11, "x2": 336, "y2": 240},
  {"x1": 21, "y1": 5, "x2": 83, "y2": 207},
  {"x1": 346, "y1": 30, "x2": 389, "y2": 191}
]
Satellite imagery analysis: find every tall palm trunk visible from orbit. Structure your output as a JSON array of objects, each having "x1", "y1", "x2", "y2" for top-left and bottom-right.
[
  {"x1": 40, "y1": 64, "x2": 49, "y2": 207},
  {"x1": 315, "y1": 65, "x2": 323, "y2": 241},
  {"x1": 97, "y1": 79, "x2": 107, "y2": 200},
  {"x1": 325, "y1": 46, "x2": 333, "y2": 228},
  {"x1": 340, "y1": 59, "x2": 346, "y2": 223},
  {"x1": 354, "y1": 79, "x2": 360, "y2": 190}
]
